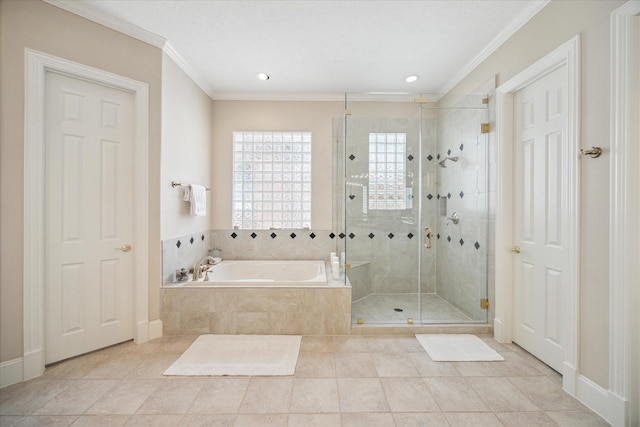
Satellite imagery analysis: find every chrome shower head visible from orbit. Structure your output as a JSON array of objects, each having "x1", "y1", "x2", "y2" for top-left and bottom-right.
[{"x1": 438, "y1": 156, "x2": 459, "y2": 168}]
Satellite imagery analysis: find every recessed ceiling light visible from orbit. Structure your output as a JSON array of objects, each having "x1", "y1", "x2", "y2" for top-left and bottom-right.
[
  {"x1": 405, "y1": 75, "x2": 419, "y2": 83},
  {"x1": 257, "y1": 72, "x2": 270, "y2": 81}
]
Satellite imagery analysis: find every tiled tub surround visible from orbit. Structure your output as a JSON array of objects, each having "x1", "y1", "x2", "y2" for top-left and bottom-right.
[
  {"x1": 210, "y1": 229, "x2": 339, "y2": 261},
  {"x1": 162, "y1": 229, "x2": 340, "y2": 285},
  {"x1": 162, "y1": 231, "x2": 350, "y2": 335},
  {"x1": 162, "y1": 231, "x2": 215, "y2": 284},
  {"x1": 160, "y1": 282, "x2": 352, "y2": 336}
]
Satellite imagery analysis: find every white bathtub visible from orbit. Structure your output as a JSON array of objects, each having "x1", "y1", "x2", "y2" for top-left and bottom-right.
[{"x1": 174, "y1": 260, "x2": 328, "y2": 287}]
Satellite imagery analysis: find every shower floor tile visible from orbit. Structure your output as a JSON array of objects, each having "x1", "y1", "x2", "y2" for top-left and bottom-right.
[{"x1": 351, "y1": 293, "x2": 474, "y2": 324}]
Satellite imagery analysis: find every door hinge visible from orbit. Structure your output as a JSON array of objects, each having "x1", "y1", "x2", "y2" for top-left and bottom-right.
[
  {"x1": 481, "y1": 123, "x2": 490, "y2": 133},
  {"x1": 414, "y1": 97, "x2": 429, "y2": 104},
  {"x1": 344, "y1": 109, "x2": 352, "y2": 116},
  {"x1": 480, "y1": 298, "x2": 490, "y2": 309}
]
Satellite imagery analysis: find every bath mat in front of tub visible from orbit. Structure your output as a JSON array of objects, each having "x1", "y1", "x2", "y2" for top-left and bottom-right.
[
  {"x1": 163, "y1": 334, "x2": 302, "y2": 376},
  {"x1": 415, "y1": 334, "x2": 504, "y2": 362}
]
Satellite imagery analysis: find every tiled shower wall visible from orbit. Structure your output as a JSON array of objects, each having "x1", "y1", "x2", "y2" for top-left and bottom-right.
[
  {"x1": 162, "y1": 229, "x2": 338, "y2": 284},
  {"x1": 429, "y1": 82, "x2": 496, "y2": 322},
  {"x1": 342, "y1": 83, "x2": 495, "y2": 324},
  {"x1": 344, "y1": 117, "x2": 423, "y2": 295}
]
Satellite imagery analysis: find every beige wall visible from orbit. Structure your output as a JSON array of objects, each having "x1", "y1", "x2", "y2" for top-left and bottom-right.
[
  {"x1": 161, "y1": 53, "x2": 213, "y2": 239},
  {"x1": 210, "y1": 100, "x2": 343, "y2": 230},
  {"x1": 0, "y1": 0, "x2": 163, "y2": 363},
  {"x1": 448, "y1": 0, "x2": 626, "y2": 388}
]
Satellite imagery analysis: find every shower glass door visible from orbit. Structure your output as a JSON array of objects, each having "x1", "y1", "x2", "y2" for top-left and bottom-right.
[
  {"x1": 344, "y1": 94, "x2": 423, "y2": 324},
  {"x1": 344, "y1": 82, "x2": 493, "y2": 325},
  {"x1": 420, "y1": 92, "x2": 491, "y2": 324}
]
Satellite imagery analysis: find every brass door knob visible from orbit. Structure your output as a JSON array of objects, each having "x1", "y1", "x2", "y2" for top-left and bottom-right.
[
  {"x1": 116, "y1": 244, "x2": 132, "y2": 252},
  {"x1": 511, "y1": 246, "x2": 521, "y2": 254}
]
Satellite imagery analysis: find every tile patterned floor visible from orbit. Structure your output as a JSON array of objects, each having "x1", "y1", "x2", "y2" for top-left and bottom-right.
[{"x1": 0, "y1": 334, "x2": 610, "y2": 426}]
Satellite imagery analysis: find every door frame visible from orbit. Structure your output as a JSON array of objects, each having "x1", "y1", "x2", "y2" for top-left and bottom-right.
[
  {"x1": 609, "y1": 2, "x2": 640, "y2": 425},
  {"x1": 494, "y1": 36, "x2": 580, "y2": 395},
  {"x1": 23, "y1": 49, "x2": 150, "y2": 380}
]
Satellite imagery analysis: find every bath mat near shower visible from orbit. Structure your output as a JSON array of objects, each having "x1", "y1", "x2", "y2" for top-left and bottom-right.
[
  {"x1": 164, "y1": 334, "x2": 302, "y2": 376},
  {"x1": 415, "y1": 334, "x2": 504, "y2": 361}
]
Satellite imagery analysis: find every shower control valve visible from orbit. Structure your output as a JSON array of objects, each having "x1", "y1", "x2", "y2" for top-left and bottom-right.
[{"x1": 446, "y1": 211, "x2": 460, "y2": 225}]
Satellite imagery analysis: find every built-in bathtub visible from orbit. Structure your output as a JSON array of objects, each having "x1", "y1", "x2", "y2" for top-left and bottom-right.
[
  {"x1": 160, "y1": 260, "x2": 351, "y2": 335},
  {"x1": 167, "y1": 260, "x2": 328, "y2": 287}
]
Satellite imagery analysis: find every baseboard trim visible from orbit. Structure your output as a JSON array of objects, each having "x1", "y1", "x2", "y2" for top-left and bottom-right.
[
  {"x1": 135, "y1": 320, "x2": 149, "y2": 343},
  {"x1": 562, "y1": 361, "x2": 578, "y2": 396},
  {"x1": 0, "y1": 357, "x2": 24, "y2": 388},
  {"x1": 605, "y1": 391, "x2": 628, "y2": 427},
  {"x1": 149, "y1": 319, "x2": 163, "y2": 341},
  {"x1": 576, "y1": 374, "x2": 618, "y2": 426},
  {"x1": 493, "y1": 318, "x2": 505, "y2": 342}
]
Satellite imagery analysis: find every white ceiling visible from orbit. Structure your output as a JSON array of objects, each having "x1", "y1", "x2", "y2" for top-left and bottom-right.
[{"x1": 50, "y1": 0, "x2": 548, "y2": 100}]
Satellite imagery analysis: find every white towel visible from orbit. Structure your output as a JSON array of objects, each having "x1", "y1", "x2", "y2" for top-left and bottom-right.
[{"x1": 189, "y1": 184, "x2": 207, "y2": 216}]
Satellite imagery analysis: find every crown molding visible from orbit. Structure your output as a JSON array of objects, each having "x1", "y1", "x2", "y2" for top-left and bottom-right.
[
  {"x1": 44, "y1": 0, "x2": 215, "y2": 98},
  {"x1": 45, "y1": 0, "x2": 551, "y2": 102},
  {"x1": 162, "y1": 43, "x2": 215, "y2": 98},
  {"x1": 440, "y1": 0, "x2": 551, "y2": 95},
  {"x1": 44, "y1": 0, "x2": 167, "y2": 48}
]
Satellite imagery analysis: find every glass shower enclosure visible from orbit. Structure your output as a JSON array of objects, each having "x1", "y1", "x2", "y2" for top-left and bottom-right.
[{"x1": 337, "y1": 85, "x2": 493, "y2": 325}]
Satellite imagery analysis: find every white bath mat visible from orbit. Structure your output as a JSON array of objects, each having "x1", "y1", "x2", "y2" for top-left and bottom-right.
[
  {"x1": 415, "y1": 334, "x2": 504, "y2": 362},
  {"x1": 164, "y1": 334, "x2": 302, "y2": 376}
]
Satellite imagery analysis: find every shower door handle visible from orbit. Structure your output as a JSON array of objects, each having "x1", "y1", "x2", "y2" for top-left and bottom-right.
[{"x1": 424, "y1": 227, "x2": 433, "y2": 249}]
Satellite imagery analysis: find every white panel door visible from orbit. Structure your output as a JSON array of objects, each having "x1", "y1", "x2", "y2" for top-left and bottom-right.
[
  {"x1": 512, "y1": 65, "x2": 567, "y2": 373},
  {"x1": 45, "y1": 71, "x2": 134, "y2": 364}
]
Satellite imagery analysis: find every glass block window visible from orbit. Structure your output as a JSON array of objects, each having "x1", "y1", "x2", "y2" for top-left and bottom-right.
[
  {"x1": 233, "y1": 131, "x2": 312, "y2": 229},
  {"x1": 368, "y1": 132, "x2": 406, "y2": 210}
]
